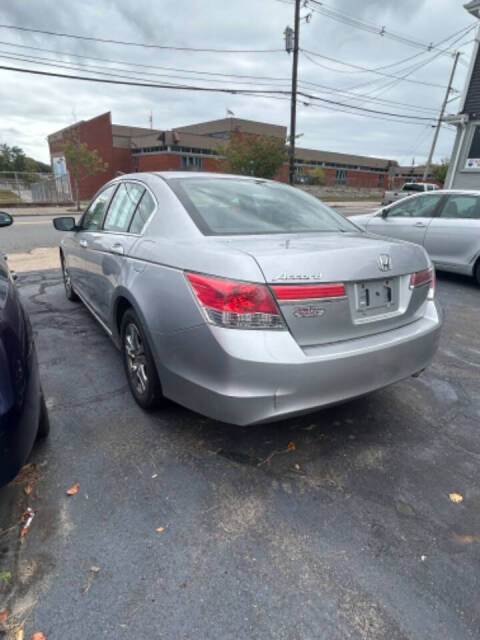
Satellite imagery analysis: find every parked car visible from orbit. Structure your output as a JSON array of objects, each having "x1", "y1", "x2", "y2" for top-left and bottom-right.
[
  {"x1": 53, "y1": 173, "x2": 442, "y2": 425},
  {"x1": 350, "y1": 190, "x2": 480, "y2": 285},
  {"x1": 382, "y1": 182, "x2": 439, "y2": 205},
  {"x1": 0, "y1": 212, "x2": 49, "y2": 487}
]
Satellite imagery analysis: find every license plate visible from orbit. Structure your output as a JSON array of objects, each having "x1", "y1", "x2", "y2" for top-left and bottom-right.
[{"x1": 356, "y1": 279, "x2": 395, "y2": 311}]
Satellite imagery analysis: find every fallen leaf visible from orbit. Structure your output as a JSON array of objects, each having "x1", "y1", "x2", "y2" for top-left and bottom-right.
[
  {"x1": 24, "y1": 483, "x2": 33, "y2": 496},
  {"x1": 156, "y1": 527, "x2": 165, "y2": 533},
  {"x1": 31, "y1": 633, "x2": 47, "y2": 640},
  {"x1": 21, "y1": 507, "x2": 35, "y2": 523},
  {"x1": 449, "y1": 492, "x2": 463, "y2": 504},
  {"x1": 294, "y1": 463, "x2": 300, "y2": 470},
  {"x1": 66, "y1": 482, "x2": 80, "y2": 496},
  {"x1": 16, "y1": 630, "x2": 24, "y2": 640},
  {"x1": 90, "y1": 566, "x2": 100, "y2": 573},
  {"x1": 20, "y1": 508, "x2": 35, "y2": 537},
  {"x1": 0, "y1": 609, "x2": 9, "y2": 623},
  {"x1": 287, "y1": 441, "x2": 296, "y2": 451},
  {"x1": 454, "y1": 534, "x2": 480, "y2": 544}
]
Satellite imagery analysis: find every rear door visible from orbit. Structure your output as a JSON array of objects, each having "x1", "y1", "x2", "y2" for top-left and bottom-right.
[
  {"x1": 424, "y1": 193, "x2": 480, "y2": 273},
  {"x1": 366, "y1": 193, "x2": 443, "y2": 245}
]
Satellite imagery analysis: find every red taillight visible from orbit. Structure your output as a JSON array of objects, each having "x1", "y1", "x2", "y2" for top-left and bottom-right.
[
  {"x1": 272, "y1": 283, "x2": 346, "y2": 301},
  {"x1": 410, "y1": 267, "x2": 435, "y2": 299},
  {"x1": 186, "y1": 272, "x2": 284, "y2": 329}
]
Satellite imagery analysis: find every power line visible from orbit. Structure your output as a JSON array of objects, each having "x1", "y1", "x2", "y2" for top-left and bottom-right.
[
  {"x1": 0, "y1": 23, "x2": 282, "y2": 53},
  {"x1": 0, "y1": 40, "x2": 440, "y2": 115},
  {"x1": 307, "y1": 0, "x2": 476, "y2": 57},
  {"x1": 0, "y1": 51, "x2": 292, "y2": 90},
  {"x1": 301, "y1": 49, "x2": 453, "y2": 90},
  {"x1": 0, "y1": 39, "x2": 290, "y2": 83},
  {"x1": 0, "y1": 63, "x2": 437, "y2": 124}
]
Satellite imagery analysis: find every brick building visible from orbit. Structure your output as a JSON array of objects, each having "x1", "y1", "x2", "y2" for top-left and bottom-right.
[{"x1": 48, "y1": 111, "x2": 433, "y2": 200}]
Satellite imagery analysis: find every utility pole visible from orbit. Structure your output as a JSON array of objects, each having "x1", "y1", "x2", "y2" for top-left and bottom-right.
[
  {"x1": 423, "y1": 51, "x2": 460, "y2": 181},
  {"x1": 288, "y1": 0, "x2": 301, "y2": 185}
]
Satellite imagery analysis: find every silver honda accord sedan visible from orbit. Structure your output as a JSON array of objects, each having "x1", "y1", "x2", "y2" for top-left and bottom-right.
[{"x1": 53, "y1": 172, "x2": 442, "y2": 425}]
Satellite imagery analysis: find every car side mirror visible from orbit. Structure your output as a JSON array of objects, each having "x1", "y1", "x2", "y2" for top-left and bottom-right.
[
  {"x1": 0, "y1": 211, "x2": 13, "y2": 228},
  {"x1": 381, "y1": 208, "x2": 388, "y2": 219},
  {"x1": 53, "y1": 216, "x2": 76, "y2": 232}
]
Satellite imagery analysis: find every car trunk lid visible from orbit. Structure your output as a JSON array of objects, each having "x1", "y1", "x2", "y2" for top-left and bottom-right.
[{"x1": 217, "y1": 232, "x2": 431, "y2": 347}]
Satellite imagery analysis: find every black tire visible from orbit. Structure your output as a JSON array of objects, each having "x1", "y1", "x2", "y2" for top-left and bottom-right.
[
  {"x1": 61, "y1": 253, "x2": 79, "y2": 302},
  {"x1": 121, "y1": 308, "x2": 163, "y2": 410},
  {"x1": 37, "y1": 393, "x2": 50, "y2": 440},
  {"x1": 475, "y1": 260, "x2": 480, "y2": 286}
]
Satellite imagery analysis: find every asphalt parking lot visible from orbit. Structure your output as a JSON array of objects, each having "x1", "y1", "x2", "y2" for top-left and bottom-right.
[{"x1": 1, "y1": 268, "x2": 479, "y2": 639}]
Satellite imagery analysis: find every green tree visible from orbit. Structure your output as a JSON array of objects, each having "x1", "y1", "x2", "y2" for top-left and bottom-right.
[
  {"x1": 308, "y1": 166, "x2": 326, "y2": 186},
  {"x1": 217, "y1": 134, "x2": 287, "y2": 179},
  {"x1": 0, "y1": 143, "x2": 52, "y2": 174},
  {"x1": 432, "y1": 159, "x2": 449, "y2": 186},
  {"x1": 64, "y1": 134, "x2": 108, "y2": 210}
]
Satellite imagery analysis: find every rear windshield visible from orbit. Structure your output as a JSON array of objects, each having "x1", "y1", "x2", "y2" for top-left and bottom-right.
[
  {"x1": 403, "y1": 183, "x2": 424, "y2": 192},
  {"x1": 168, "y1": 177, "x2": 356, "y2": 235}
]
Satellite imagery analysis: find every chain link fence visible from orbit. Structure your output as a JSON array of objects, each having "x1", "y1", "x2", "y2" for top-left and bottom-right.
[{"x1": 0, "y1": 171, "x2": 72, "y2": 204}]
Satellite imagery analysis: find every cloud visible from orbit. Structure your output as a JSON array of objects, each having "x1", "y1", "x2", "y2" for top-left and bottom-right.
[{"x1": 0, "y1": 0, "x2": 474, "y2": 165}]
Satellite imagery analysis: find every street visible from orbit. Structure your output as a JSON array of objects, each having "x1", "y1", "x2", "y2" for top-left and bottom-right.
[{"x1": 0, "y1": 268, "x2": 479, "y2": 639}]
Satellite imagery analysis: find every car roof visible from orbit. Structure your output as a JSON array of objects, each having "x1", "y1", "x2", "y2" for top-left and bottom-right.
[{"x1": 114, "y1": 171, "x2": 276, "y2": 183}]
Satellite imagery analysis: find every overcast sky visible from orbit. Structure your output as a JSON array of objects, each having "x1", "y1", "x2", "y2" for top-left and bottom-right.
[{"x1": 0, "y1": 0, "x2": 477, "y2": 166}]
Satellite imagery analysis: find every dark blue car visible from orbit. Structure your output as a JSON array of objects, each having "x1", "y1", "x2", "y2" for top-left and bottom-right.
[{"x1": 0, "y1": 211, "x2": 49, "y2": 487}]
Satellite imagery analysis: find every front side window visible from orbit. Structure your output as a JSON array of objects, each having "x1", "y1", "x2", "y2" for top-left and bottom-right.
[
  {"x1": 387, "y1": 194, "x2": 443, "y2": 218},
  {"x1": 103, "y1": 182, "x2": 144, "y2": 232},
  {"x1": 440, "y1": 195, "x2": 480, "y2": 219},
  {"x1": 80, "y1": 185, "x2": 117, "y2": 231},
  {"x1": 169, "y1": 177, "x2": 356, "y2": 235}
]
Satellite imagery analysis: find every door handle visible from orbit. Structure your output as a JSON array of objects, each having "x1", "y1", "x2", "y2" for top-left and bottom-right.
[
  {"x1": 111, "y1": 243, "x2": 124, "y2": 255},
  {"x1": 414, "y1": 222, "x2": 426, "y2": 227},
  {"x1": 79, "y1": 239, "x2": 88, "y2": 248}
]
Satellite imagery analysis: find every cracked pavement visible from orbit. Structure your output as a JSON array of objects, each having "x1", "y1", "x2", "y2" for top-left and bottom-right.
[{"x1": 0, "y1": 268, "x2": 479, "y2": 639}]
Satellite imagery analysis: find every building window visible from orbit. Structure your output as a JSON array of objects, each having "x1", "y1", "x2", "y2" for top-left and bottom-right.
[
  {"x1": 378, "y1": 173, "x2": 384, "y2": 187},
  {"x1": 335, "y1": 169, "x2": 347, "y2": 185},
  {"x1": 465, "y1": 125, "x2": 480, "y2": 169},
  {"x1": 181, "y1": 156, "x2": 202, "y2": 170}
]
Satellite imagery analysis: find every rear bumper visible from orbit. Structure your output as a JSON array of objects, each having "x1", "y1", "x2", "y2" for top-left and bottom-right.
[{"x1": 157, "y1": 301, "x2": 442, "y2": 426}]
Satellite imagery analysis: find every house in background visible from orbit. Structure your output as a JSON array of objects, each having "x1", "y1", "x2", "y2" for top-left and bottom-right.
[{"x1": 445, "y1": 0, "x2": 480, "y2": 188}]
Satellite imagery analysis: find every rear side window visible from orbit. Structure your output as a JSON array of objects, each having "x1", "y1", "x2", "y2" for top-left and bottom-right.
[
  {"x1": 81, "y1": 185, "x2": 117, "y2": 231},
  {"x1": 130, "y1": 190, "x2": 156, "y2": 234},
  {"x1": 403, "y1": 183, "x2": 423, "y2": 192},
  {"x1": 440, "y1": 195, "x2": 480, "y2": 219},
  {"x1": 103, "y1": 182, "x2": 144, "y2": 232}
]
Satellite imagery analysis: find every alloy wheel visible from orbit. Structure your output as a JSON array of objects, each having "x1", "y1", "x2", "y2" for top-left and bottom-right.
[{"x1": 124, "y1": 322, "x2": 149, "y2": 395}]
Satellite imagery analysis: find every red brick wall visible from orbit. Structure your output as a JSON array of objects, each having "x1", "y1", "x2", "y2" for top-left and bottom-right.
[
  {"x1": 112, "y1": 147, "x2": 133, "y2": 174},
  {"x1": 49, "y1": 112, "x2": 114, "y2": 200},
  {"x1": 136, "y1": 153, "x2": 182, "y2": 172}
]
